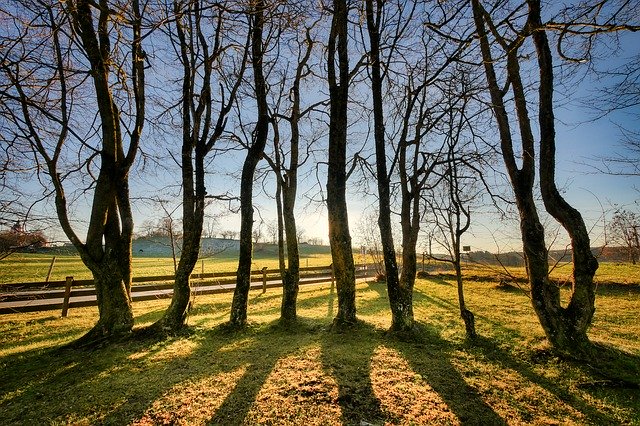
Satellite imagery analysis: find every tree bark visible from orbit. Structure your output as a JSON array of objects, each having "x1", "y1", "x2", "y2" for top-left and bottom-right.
[
  {"x1": 472, "y1": 0, "x2": 598, "y2": 354},
  {"x1": 327, "y1": 0, "x2": 357, "y2": 327},
  {"x1": 364, "y1": 0, "x2": 411, "y2": 332},
  {"x1": 528, "y1": 0, "x2": 597, "y2": 351},
  {"x1": 230, "y1": 0, "x2": 269, "y2": 327},
  {"x1": 63, "y1": 0, "x2": 145, "y2": 343},
  {"x1": 154, "y1": 2, "x2": 248, "y2": 332},
  {"x1": 280, "y1": 180, "x2": 300, "y2": 323}
]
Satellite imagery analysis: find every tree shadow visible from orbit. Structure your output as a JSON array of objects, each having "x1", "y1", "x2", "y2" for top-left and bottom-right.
[
  {"x1": 319, "y1": 322, "x2": 388, "y2": 425},
  {"x1": 423, "y1": 274, "x2": 455, "y2": 286},
  {"x1": 390, "y1": 324, "x2": 507, "y2": 425},
  {"x1": 0, "y1": 321, "x2": 301, "y2": 425},
  {"x1": 204, "y1": 320, "x2": 323, "y2": 425},
  {"x1": 365, "y1": 281, "x2": 387, "y2": 298},
  {"x1": 466, "y1": 336, "x2": 639, "y2": 423},
  {"x1": 2, "y1": 278, "x2": 638, "y2": 425}
]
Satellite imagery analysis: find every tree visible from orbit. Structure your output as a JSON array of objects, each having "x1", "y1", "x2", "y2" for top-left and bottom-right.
[
  {"x1": 252, "y1": 221, "x2": 264, "y2": 245},
  {"x1": 364, "y1": 0, "x2": 406, "y2": 331},
  {"x1": 220, "y1": 230, "x2": 238, "y2": 240},
  {"x1": 471, "y1": 0, "x2": 604, "y2": 354},
  {"x1": 151, "y1": 0, "x2": 249, "y2": 332},
  {"x1": 263, "y1": 15, "x2": 319, "y2": 324},
  {"x1": 423, "y1": 71, "x2": 489, "y2": 338},
  {"x1": 230, "y1": 0, "x2": 271, "y2": 327},
  {"x1": 0, "y1": 226, "x2": 47, "y2": 260},
  {"x1": 362, "y1": 0, "x2": 471, "y2": 332},
  {"x1": 1, "y1": 0, "x2": 146, "y2": 343},
  {"x1": 608, "y1": 209, "x2": 640, "y2": 264},
  {"x1": 355, "y1": 211, "x2": 385, "y2": 278},
  {"x1": 139, "y1": 199, "x2": 183, "y2": 274},
  {"x1": 326, "y1": 0, "x2": 357, "y2": 327}
]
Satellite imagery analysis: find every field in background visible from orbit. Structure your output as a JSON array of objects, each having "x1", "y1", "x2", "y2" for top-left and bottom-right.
[
  {"x1": 0, "y1": 247, "x2": 336, "y2": 284},
  {"x1": 3, "y1": 247, "x2": 640, "y2": 287},
  {"x1": 0, "y1": 262, "x2": 639, "y2": 424}
]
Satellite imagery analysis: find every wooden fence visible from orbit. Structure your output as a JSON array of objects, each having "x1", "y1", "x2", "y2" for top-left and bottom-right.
[{"x1": 0, "y1": 264, "x2": 375, "y2": 316}]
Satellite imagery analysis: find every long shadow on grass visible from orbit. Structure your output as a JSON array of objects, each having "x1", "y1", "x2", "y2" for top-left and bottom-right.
[
  {"x1": 320, "y1": 322, "x2": 387, "y2": 425},
  {"x1": 206, "y1": 322, "x2": 308, "y2": 425},
  {"x1": 414, "y1": 287, "x2": 527, "y2": 342},
  {"x1": 413, "y1": 284, "x2": 638, "y2": 423},
  {"x1": 0, "y1": 322, "x2": 305, "y2": 425},
  {"x1": 390, "y1": 324, "x2": 507, "y2": 425},
  {"x1": 468, "y1": 336, "x2": 638, "y2": 423}
]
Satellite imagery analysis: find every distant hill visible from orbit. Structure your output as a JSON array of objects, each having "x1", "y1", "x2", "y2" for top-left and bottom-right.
[
  {"x1": 132, "y1": 237, "x2": 331, "y2": 259},
  {"x1": 465, "y1": 246, "x2": 635, "y2": 266},
  {"x1": 20, "y1": 239, "x2": 634, "y2": 265},
  {"x1": 133, "y1": 236, "x2": 240, "y2": 258}
]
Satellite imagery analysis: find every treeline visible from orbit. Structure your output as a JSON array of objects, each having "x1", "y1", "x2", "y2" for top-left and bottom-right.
[{"x1": 1, "y1": 0, "x2": 637, "y2": 356}]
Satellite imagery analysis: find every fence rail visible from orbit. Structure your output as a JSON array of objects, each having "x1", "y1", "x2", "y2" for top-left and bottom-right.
[{"x1": 0, "y1": 264, "x2": 375, "y2": 315}]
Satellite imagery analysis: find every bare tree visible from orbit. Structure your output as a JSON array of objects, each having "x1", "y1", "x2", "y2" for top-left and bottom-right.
[
  {"x1": 151, "y1": 0, "x2": 249, "y2": 332},
  {"x1": 470, "y1": 0, "x2": 626, "y2": 354},
  {"x1": 423, "y1": 72, "x2": 490, "y2": 338},
  {"x1": 608, "y1": 209, "x2": 640, "y2": 264},
  {"x1": 1, "y1": 0, "x2": 146, "y2": 344},
  {"x1": 361, "y1": 0, "x2": 472, "y2": 331},
  {"x1": 220, "y1": 229, "x2": 238, "y2": 240},
  {"x1": 363, "y1": 0, "x2": 406, "y2": 331},
  {"x1": 263, "y1": 16, "x2": 319, "y2": 324},
  {"x1": 326, "y1": 0, "x2": 357, "y2": 327},
  {"x1": 355, "y1": 210, "x2": 385, "y2": 278},
  {"x1": 230, "y1": 0, "x2": 271, "y2": 328},
  {"x1": 0, "y1": 227, "x2": 48, "y2": 260}
]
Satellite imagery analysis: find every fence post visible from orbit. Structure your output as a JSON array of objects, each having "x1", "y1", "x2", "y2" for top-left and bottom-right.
[
  {"x1": 262, "y1": 267, "x2": 268, "y2": 293},
  {"x1": 46, "y1": 256, "x2": 56, "y2": 283},
  {"x1": 61, "y1": 276, "x2": 73, "y2": 317}
]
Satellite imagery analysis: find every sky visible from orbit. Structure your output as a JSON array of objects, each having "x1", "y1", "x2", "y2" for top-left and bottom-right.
[{"x1": 4, "y1": 4, "x2": 639, "y2": 256}]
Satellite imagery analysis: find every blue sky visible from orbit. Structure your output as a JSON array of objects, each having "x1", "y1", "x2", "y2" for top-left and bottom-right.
[{"x1": 6, "y1": 7, "x2": 638, "y2": 256}]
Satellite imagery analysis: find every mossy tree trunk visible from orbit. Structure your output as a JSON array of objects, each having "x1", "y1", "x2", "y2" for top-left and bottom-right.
[
  {"x1": 327, "y1": 0, "x2": 357, "y2": 327},
  {"x1": 25, "y1": 0, "x2": 147, "y2": 344},
  {"x1": 472, "y1": 0, "x2": 597, "y2": 354},
  {"x1": 364, "y1": 0, "x2": 411, "y2": 332},
  {"x1": 264, "y1": 25, "x2": 315, "y2": 325},
  {"x1": 528, "y1": 0, "x2": 597, "y2": 351},
  {"x1": 154, "y1": 1, "x2": 248, "y2": 332},
  {"x1": 230, "y1": 0, "x2": 269, "y2": 327}
]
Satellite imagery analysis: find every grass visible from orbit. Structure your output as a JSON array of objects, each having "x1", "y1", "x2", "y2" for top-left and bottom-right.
[
  {"x1": 0, "y1": 251, "x2": 335, "y2": 284},
  {"x1": 1, "y1": 263, "x2": 639, "y2": 425}
]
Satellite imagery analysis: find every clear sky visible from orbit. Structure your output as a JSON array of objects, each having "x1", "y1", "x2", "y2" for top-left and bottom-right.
[{"x1": 7, "y1": 9, "x2": 639, "y2": 256}]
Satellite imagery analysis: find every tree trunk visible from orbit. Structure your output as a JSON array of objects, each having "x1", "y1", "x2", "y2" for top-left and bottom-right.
[
  {"x1": 230, "y1": 0, "x2": 269, "y2": 327},
  {"x1": 528, "y1": 0, "x2": 597, "y2": 352},
  {"x1": 156, "y1": 207, "x2": 203, "y2": 330},
  {"x1": 396, "y1": 214, "x2": 417, "y2": 331},
  {"x1": 154, "y1": 1, "x2": 247, "y2": 332},
  {"x1": 279, "y1": 178, "x2": 300, "y2": 323},
  {"x1": 78, "y1": 253, "x2": 133, "y2": 345},
  {"x1": 65, "y1": 0, "x2": 144, "y2": 343},
  {"x1": 364, "y1": 0, "x2": 411, "y2": 332},
  {"x1": 472, "y1": 0, "x2": 597, "y2": 354},
  {"x1": 454, "y1": 248, "x2": 476, "y2": 339},
  {"x1": 327, "y1": 0, "x2": 357, "y2": 327}
]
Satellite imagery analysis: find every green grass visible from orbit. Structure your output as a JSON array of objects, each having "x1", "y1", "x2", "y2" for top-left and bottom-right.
[
  {"x1": 0, "y1": 252, "x2": 335, "y2": 284},
  {"x1": 1, "y1": 264, "x2": 639, "y2": 425}
]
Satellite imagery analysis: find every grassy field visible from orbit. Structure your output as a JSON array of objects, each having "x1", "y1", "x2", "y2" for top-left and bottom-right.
[
  {"x1": 0, "y1": 261, "x2": 639, "y2": 425},
  {"x1": 0, "y1": 250, "x2": 336, "y2": 284}
]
